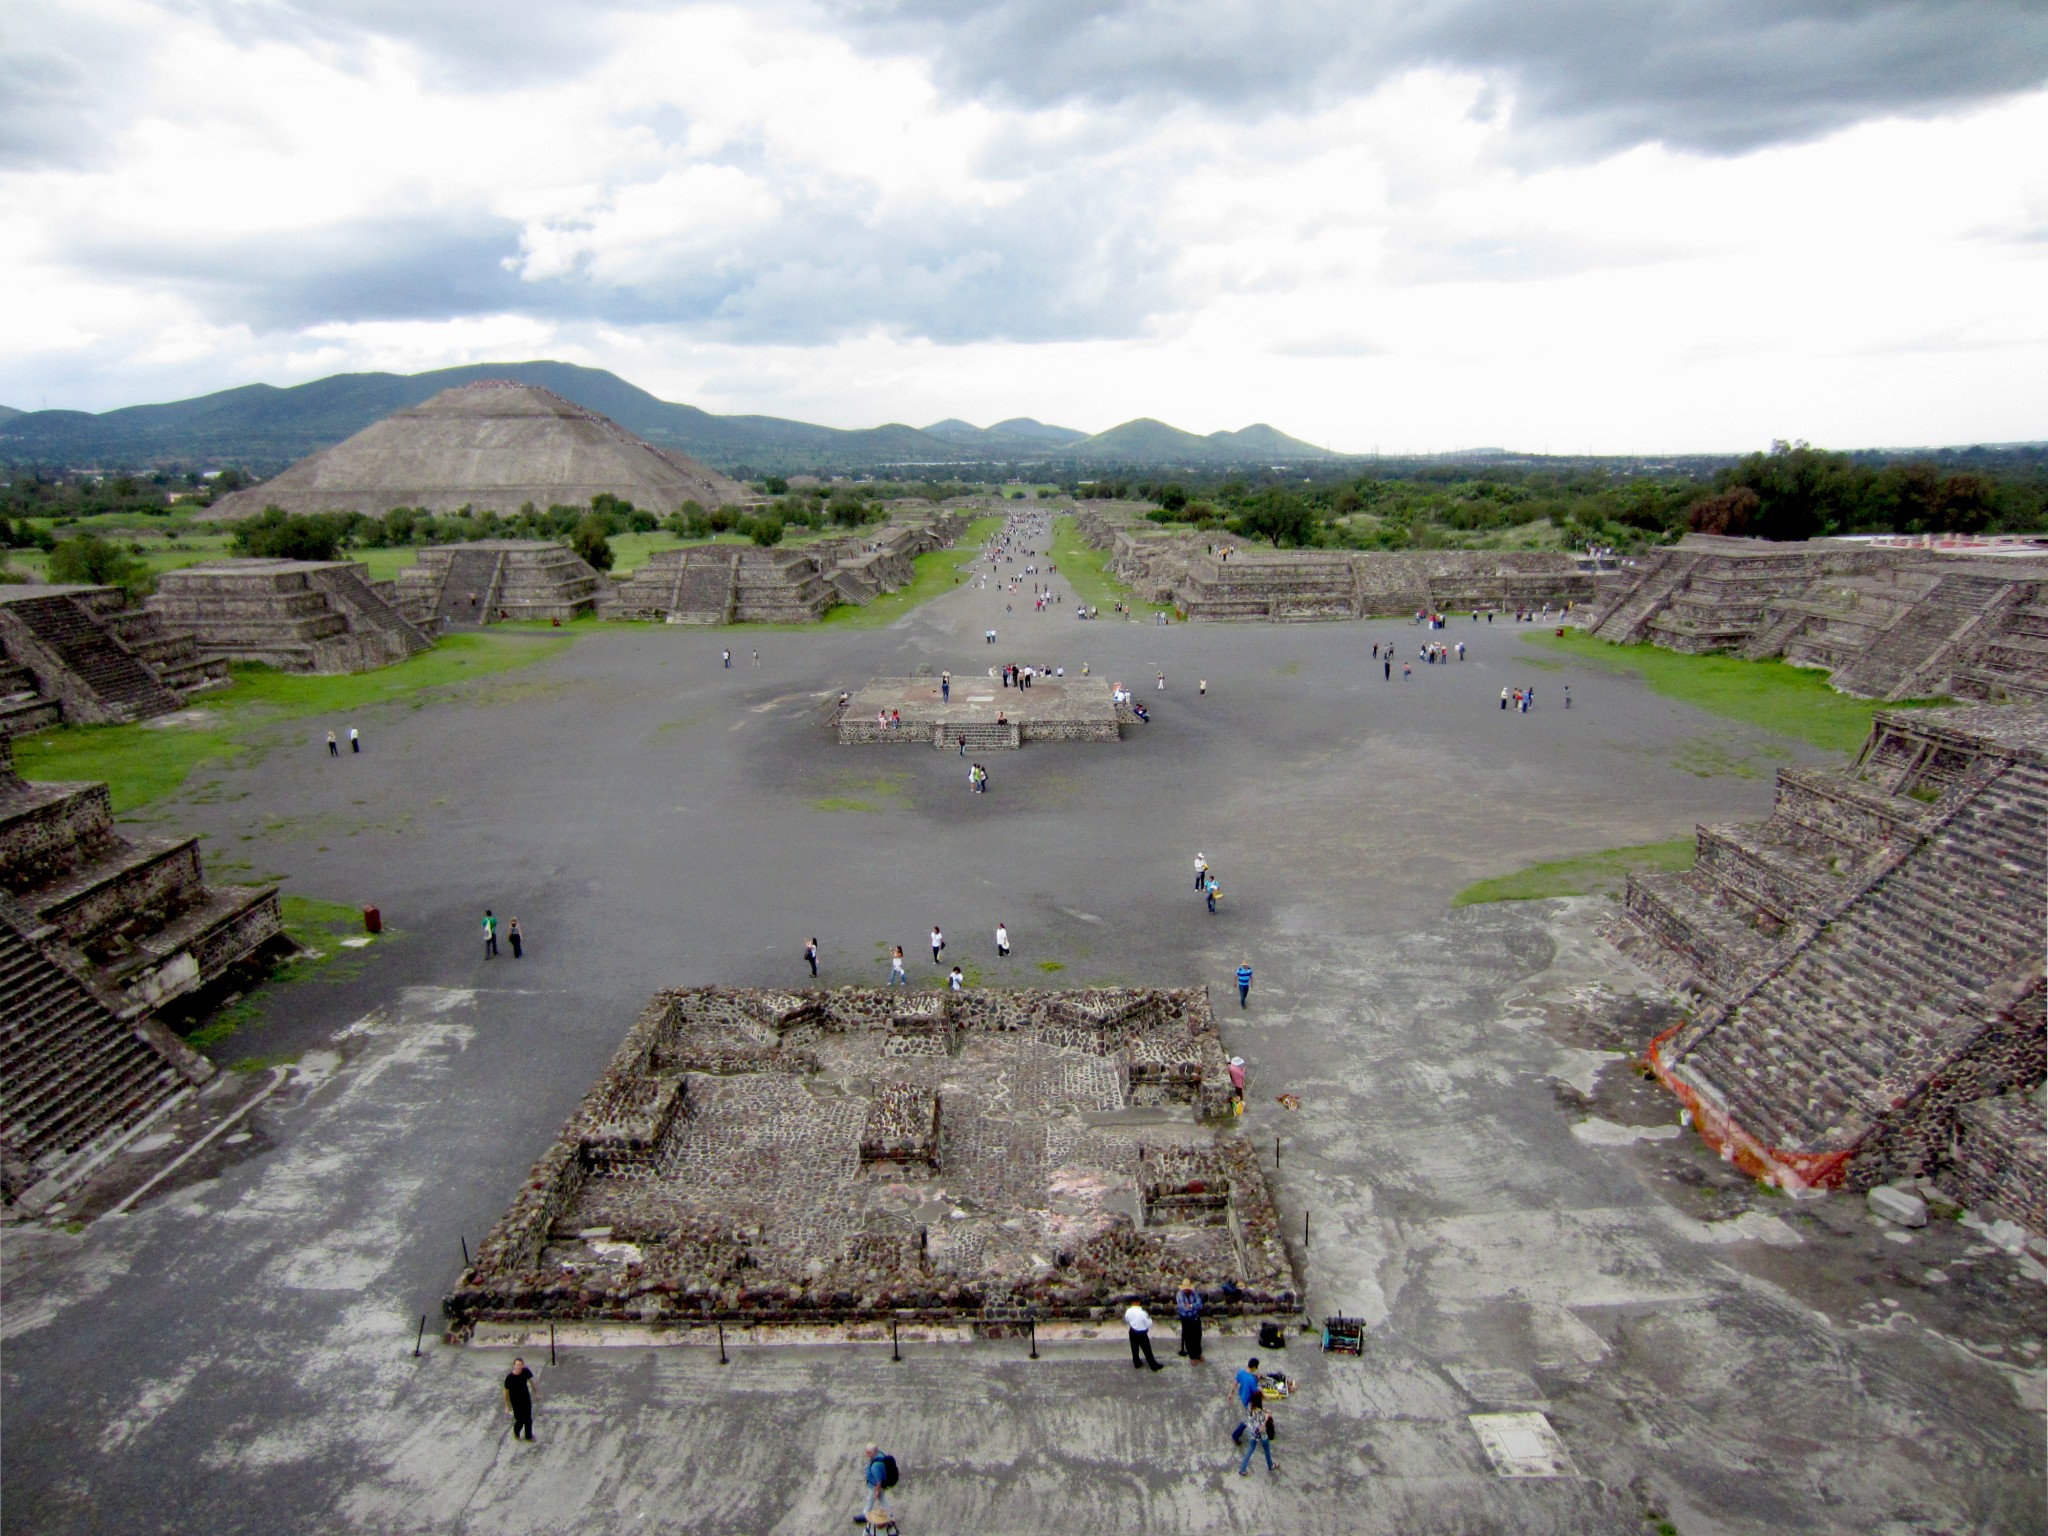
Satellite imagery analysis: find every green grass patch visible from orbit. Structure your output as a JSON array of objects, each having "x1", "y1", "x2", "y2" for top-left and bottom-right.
[
  {"x1": 1524, "y1": 630, "x2": 1939, "y2": 755},
  {"x1": 1037, "y1": 959, "x2": 1065, "y2": 972},
  {"x1": 1050, "y1": 516, "x2": 1172, "y2": 615},
  {"x1": 187, "y1": 894, "x2": 388, "y2": 1050},
  {"x1": 1452, "y1": 837, "x2": 1697, "y2": 906},
  {"x1": 809, "y1": 796, "x2": 879, "y2": 812},
  {"x1": 818, "y1": 516, "x2": 1003, "y2": 629},
  {"x1": 12, "y1": 631, "x2": 573, "y2": 812}
]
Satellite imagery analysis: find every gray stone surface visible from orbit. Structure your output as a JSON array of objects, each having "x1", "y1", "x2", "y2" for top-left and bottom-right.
[
  {"x1": 1868, "y1": 1185, "x2": 1930, "y2": 1227},
  {"x1": 2, "y1": 536, "x2": 2040, "y2": 1536}
]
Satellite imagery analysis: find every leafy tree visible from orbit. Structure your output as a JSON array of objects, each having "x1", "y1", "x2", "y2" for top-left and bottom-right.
[
  {"x1": 1688, "y1": 487, "x2": 1759, "y2": 536},
  {"x1": 746, "y1": 515, "x2": 785, "y2": 547},
  {"x1": 48, "y1": 531, "x2": 152, "y2": 598},
  {"x1": 1235, "y1": 489, "x2": 1318, "y2": 547},
  {"x1": 1158, "y1": 483, "x2": 1188, "y2": 513},
  {"x1": 231, "y1": 507, "x2": 343, "y2": 561},
  {"x1": 571, "y1": 514, "x2": 614, "y2": 571},
  {"x1": 760, "y1": 475, "x2": 789, "y2": 495}
]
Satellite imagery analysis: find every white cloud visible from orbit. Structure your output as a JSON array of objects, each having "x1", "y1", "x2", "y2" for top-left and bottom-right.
[{"x1": 0, "y1": 0, "x2": 2044, "y2": 451}]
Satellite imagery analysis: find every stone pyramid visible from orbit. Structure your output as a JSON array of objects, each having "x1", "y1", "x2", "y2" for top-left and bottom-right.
[{"x1": 204, "y1": 381, "x2": 749, "y2": 519}]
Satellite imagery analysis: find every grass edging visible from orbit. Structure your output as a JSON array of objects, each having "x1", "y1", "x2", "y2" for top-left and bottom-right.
[
  {"x1": 1523, "y1": 630, "x2": 1941, "y2": 755},
  {"x1": 1451, "y1": 836, "x2": 1696, "y2": 906}
]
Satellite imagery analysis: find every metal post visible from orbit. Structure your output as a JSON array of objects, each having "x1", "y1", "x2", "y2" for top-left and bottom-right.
[
  {"x1": 1274, "y1": 1134, "x2": 1280, "y2": 1167},
  {"x1": 892, "y1": 1321, "x2": 901, "y2": 1363},
  {"x1": 718, "y1": 1321, "x2": 729, "y2": 1365},
  {"x1": 413, "y1": 1315, "x2": 426, "y2": 1358},
  {"x1": 1029, "y1": 1319, "x2": 1038, "y2": 1360},
  {"x1": 461, "y1": 1235, "x2": 470, "y2": 1268},
  {"x1": 1303, "y1": 1211, "x2": 1310, "y2": 1250},
  {"x1": 549, "y1": 1322, "x2": 557, "y2": 1366}
]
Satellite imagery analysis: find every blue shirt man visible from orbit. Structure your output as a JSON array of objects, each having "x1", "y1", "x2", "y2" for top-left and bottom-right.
[
  {"x1": 1236, "y1": 963, "x2": 1253, "y2": 1008},
  {"x1": 1237, "y1": 1359, "x2": 1261, "y2": 1404}
]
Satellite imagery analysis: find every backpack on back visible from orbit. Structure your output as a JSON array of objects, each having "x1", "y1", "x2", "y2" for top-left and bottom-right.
[{"x1": 880, "y1": 1454, "x2": 900, "y2": 1488}]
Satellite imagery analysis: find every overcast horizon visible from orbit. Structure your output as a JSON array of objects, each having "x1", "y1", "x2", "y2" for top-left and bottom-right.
[{"x1": 5, "y1": 1, "x2": 2047, "y2": 454}]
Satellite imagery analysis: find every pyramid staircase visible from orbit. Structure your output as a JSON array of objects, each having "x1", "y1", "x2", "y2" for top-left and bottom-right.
[{"x1": 0, "y1": 588, "x2": 195, "y2": 726}]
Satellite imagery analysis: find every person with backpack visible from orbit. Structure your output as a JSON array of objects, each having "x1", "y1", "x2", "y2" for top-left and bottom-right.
[
  {"x1": 858, "y1": 1444, "x2": 898, "y2": 1525},
  {"x1": 1236, "y1": 1390, "x2": 1276, "y2": 1477}
]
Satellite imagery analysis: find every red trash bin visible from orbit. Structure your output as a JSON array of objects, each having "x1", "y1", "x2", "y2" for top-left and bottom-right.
[{"x1": 363, "y1": 905, "x2": 382, "y2": 934}]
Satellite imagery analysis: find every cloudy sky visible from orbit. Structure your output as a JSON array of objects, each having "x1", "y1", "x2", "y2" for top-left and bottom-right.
[{"x1": 4, "y1": 0, "x2": 2047, "y2": 451}]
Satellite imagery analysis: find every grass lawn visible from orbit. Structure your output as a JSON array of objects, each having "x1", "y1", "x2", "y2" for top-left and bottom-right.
[
  {"x1": 1051, "y1": 516, "x2": 1172, "y2": 615},
  {"x1": 1451, "y1": 836, "x2": 1697, "y2": 906},
  {"x1": 196, "y1": 894, "x2": 393, "y2": 1056},
  {"x1": 11, "y1": 631, "x2": 574, "y2": 812},
  {"x1": 1524, "y1": 629, "x2": 1939, "y2": 755},
  {"x1": 818, "y1": 516, "x2": 1003, "y2": 629}
]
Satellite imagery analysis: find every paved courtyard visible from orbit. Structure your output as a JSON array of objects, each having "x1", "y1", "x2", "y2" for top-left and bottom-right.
[{"x1": 3, "y1": 536, "x2": 2042, "y2": 1536}]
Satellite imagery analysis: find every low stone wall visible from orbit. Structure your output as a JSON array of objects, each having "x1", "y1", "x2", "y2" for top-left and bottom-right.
[{"x1": 1945, "y1": 1088, "x2": 2047, "y2": 1236}]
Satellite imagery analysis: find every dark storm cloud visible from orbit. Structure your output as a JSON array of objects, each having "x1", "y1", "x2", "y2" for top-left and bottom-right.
[{"x1": 827, "y1": 0, "x2": 2048, "y2": 155}]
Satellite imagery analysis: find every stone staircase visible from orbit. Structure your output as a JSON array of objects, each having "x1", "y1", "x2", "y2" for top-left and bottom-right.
[
  {"x1": 1175, "y1": 552, "x2": 1359, "y2": 621},
  {"x1": 933, "y1": 720, "x2": 1021, "y2": 752},
  {"x1": 0, "y1": 733, "x2": 283, "y2": 1018},
  {"x1": 1586, "y1": 549, "x2": 1704, "y2": 641},
  {"x1": 1949, "y1": 598, "x2": 2048, "y2": 706},
  {"x1": 0, "y1": 656, "x2": 60, "y2": 737},
  {"x1": 430, "y1": 548, "x2": 506, "y2": 628},
  {"x1": 0, "y1": 898, "x2": 194, "y2": 1210},
  {"x1": 102, "y1": 607, "x2": 231, "y2": 698},
  {"x1": 1828, "y1": 569, "x2": 2028, "y2": 700},
  {"x1": 0, "y1": 589, "x2": 183, "y2": 724},
  {"x1": 1626, "y1": 704, "x2": 2048, "y2": 1213},
  {"x1": 150, "y1": 559, "x2": 430, "y2": 674}
]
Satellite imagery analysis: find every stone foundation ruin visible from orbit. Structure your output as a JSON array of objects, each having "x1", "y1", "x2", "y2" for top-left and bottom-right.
[
  {"x1": 835, "y1": 675, "x2": 1123, "y2": 748},
  {"x1": 1585, "y1": 534, "x2": 2048, "y2": 702},
  {"x1": 1068, "y1": 511, "x2": 1616, "y2": 619},
  {"x1": 393, "y1": 540, "x2": 605, "y2": 628},
  {"x1": 1616, "y1": 704, "x2": 2046, "y2": 1233},
  {"x1": 444, "y1": 986, "x2": 1296, "y2": 1332},
  {"x1": 147, "y1": 559, "x2": 432, "y2": 674},
  {"x1": 0, "y1": 585, "x2": 229, "y2": 730},
  {"x1": 0, "y1": 733, "x2": 284, "y2": 1211}
]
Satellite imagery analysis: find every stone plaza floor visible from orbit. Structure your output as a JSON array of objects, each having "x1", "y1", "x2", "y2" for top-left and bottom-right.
[{"x1": 2, "y1": 533, "x2": 2041, "y2": 1536}]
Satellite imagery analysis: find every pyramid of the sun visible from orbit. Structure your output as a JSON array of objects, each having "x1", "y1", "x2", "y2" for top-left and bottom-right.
[{"x1": 202, "y1": 381, "x2": 749, "y2": 520}]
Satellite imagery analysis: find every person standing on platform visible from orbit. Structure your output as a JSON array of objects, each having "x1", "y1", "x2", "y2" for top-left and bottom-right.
[
  {"x1": 1175, "y1": 1281, "x2": 1205, "y2": 1363},
  {"x1": 1125, "y1": 1301, "x2": 1163, "y2": 1370},
  {"x1": 503, "y1": 1358, "x2": 535, "y2": 1442}
]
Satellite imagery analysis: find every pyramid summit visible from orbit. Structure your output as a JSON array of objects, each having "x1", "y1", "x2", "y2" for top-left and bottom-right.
[{"x1": 202, "y1": 380, "x2": 750, "y2": 520}]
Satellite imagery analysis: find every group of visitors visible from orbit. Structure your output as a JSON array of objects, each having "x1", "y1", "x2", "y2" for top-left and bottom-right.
[
  {"x1": 323, "y1": 727, "x2": 362, "y2": 756},
  {"x1": 479, "y1": 909, "x2": 523, "y2": 959}
]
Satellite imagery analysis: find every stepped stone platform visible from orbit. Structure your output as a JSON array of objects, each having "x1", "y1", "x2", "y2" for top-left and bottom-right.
[
  {"x1": 1067, "y1": 512, "x2": 1612, "y2": 618},
  {"x1": 443, "y1": 985, "x2": 1295, "y2": 1332},
  {"x1": 600, "y1": 514, "x2": 973, "y2": 625},
  {"x1": 0, "y1": 734, "x2": 284, "y2": 1211},
  {"x1": 147, "y1": 559, "x2": 432, "y2": 674},
  {"x1": 836, "y1": 675, "x2": 1122, "y2": 748},
  {"x1": 1614, "y1": 704, "x2": 2047, "y2": 1233},
  {"x1": 0, "y1": 585, "x2": 228, "y2": 730},
  {"x1": 1585, "y1": 535, "x2": 2048, "y2": 701},
  {"x1": 393, "y1": 540, "x2": 603, "y2": 628}
]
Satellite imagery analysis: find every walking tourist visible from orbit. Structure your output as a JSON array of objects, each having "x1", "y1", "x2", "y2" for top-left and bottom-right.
[
  {"x1": 1126, "y1": 1301, "x2": 1163, "y2": 1370},
  {"x1": 1500, "y1": 687, "x2": 1510, "y2": 710},
  {"x1": 940, "y1": 671, "x2": 950, "y2": 702},
  {"x1": 949, "y1": 966, "x2": 964, "y2": 991},
  {"x1": 996, "y1": 922, "x2": 1010, "y2": 957},
  {"x1": 1236, "y1": 1391, "x2": 1275, "y2": 1476},
  {"x1": 1227, "y1": 1056, "x2": 1246, "y2": 1097},
  {"x1": 1564, "y1": 686, "x2": 1571, "y2": 709},
  {"x1": 482, "y1": 910, "x2": 498, "y2": 958},
  {"x1": 508, "y1": 919, "x2": 523, "y2": 959},
  {"x1": 722, "y1": 649, "x2": 731, "y2": 667},
  {"x1": 1236, "y1": 960, "x2": 1252, "y2": 1007},
  {"x1": 326, "y1": 730, "x2": 338, "y2": 757},
  {"x1": 503, "y1": 1357, "x2": 535, "y2": 1441},
  {"x1": 1236, "y1": 1358, "x2": 1261, "y2": 1410},
  {"x1": 1156, "y1": 672, "x2": 1166, "y2": 690},
  {"x1": 858, "y1": 1444, "x2": 896, "y2": 1526},
  {"x1": 889, "y1": 946, "x2": 907, "y2": 985},
  {"x1": 751, "y1": 649, "x2": 759, "y2": 667},
  {"x1": 806, "y1": 937, "x2": 819, "y2": 978},
  {"x1": 1175, "y1": 1281, "x2": 1205, "y2": 1362},
  {"x1": 1206, "y1": 877, "x2": 1220, "y2": 914},
  {"x1": 931, "y1": 925, "x2": 945, "y2": 964},
  {"x1": 1195, "y1": 852, "x2": 1208, "y2": 891},
  {"x1": 349, "y1": 726, "x2": 360, "y2": 753}
]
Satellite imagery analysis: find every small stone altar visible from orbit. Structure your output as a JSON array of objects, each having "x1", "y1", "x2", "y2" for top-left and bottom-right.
[
  {"x1": 444, "y1": 986, "x2": 1295, "y2": 1332},
  {"x1": 836, "y1": 675, "x2": 1122, "y2": 749}
]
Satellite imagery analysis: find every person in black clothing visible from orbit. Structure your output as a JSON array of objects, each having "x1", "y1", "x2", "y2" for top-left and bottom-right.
[
  {"x1": 504, "y1": 1358, "x2": 535, "y2": 1441},
  {"x1": 508, "y1": 919, "x2": 523, "y2": 959},
  {"x1": 806, "y1": 937, "x2": 819, "y2": 977}
]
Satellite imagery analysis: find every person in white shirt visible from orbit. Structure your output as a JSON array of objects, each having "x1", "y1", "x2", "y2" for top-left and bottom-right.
[
  {"x1": 996, "y1": 923, "x2": 1010, "y2": 958},
  {"x1": 930, "y1": 926, "x2": 945, "y2": 964},
  {"x1": 1125, "y1": 1303, "x2": 1162, "y2": 1371},
  {"x1": 948, "y1": 966, "x2": 964, "y2": 991}
]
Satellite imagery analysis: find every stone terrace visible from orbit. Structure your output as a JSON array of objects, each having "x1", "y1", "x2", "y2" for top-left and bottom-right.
[
  {"x1": 444, "y1": 986, "x2": 1293, "y2": 1331},
  {"x1": 0, "y1": 586, "x2": 225, "y2": 728},
  {"x1": 836, "y1": 674, "x2": 1122, "y2": 749},
  {"x1": 1618, "y1": 704, "x2": 2047, "y2": 1230},
  {"x1": 148, "y1": 559, "x2": 432, "y2": 674},
  {"x1": 1587, "y1": 536, "x2": 2048, "y2": 701},
  {"x1": 393, "y1": 541, "x2": 603, "y2": 628}
]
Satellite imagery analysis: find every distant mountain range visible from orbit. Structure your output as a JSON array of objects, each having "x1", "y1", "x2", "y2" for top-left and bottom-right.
[{"x1": 0, "y1": 361, "x2": 1340, "y2": 475}]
